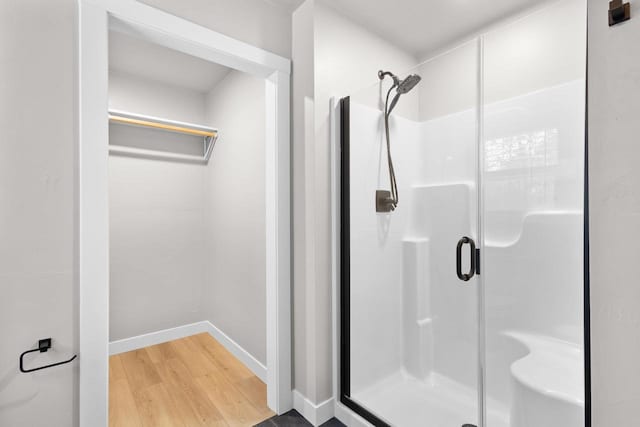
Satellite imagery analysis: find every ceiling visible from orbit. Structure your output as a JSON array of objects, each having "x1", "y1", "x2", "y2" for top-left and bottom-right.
[
  {"x1": 109, "y1": 31, "x2": 232, "y2": 93},
  {"x1": 319, "y1": 0, "x2": 551, "y2": 58},
  {"x1": 109, "y1": 0, "x2": 553, "y2": 89}
]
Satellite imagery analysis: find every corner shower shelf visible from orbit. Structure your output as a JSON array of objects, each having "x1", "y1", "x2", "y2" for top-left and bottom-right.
[{"x1": 108, "y1": 110, "x2": 218, "y2": 163}]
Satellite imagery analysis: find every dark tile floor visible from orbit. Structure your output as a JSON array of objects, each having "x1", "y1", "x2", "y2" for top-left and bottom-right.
[{"x1": 255, "y1": 410, "x2": 346, "y2": 427}]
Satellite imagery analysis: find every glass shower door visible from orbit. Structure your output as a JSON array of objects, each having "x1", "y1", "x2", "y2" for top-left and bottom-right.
[
  {"x1": 340, "y1": 39, "x2": 482, "y2": 427},
  {"x1": 481, "y1": 0, "x2": 587, "y2": 426}
]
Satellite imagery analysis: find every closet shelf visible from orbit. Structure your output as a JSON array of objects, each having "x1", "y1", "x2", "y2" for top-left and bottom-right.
[{"x1": 108, "y1": 109, "x2": 218, "y2": 162}]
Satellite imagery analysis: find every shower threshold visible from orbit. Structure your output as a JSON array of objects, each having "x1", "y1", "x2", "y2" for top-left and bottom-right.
[{"x1": 350, "y1": 371, "x2": 508, "y2": 427}]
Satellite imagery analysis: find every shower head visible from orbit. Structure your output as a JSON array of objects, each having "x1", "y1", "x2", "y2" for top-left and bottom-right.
[
  {"x1": 378, "y1": 70, "x2": 421, "y2": 94},
  {"x1": 379, "y1": 70, "x2": 422, "y2": 115},
  {"x1": 388, "y1": 75, "x2": 421, "y2": 114},
  {"x1": 397, "y1": 74, "x2": 421, "y2": 94}
]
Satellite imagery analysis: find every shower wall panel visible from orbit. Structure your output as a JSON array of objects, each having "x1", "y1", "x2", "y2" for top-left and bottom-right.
[
  {"x1": 345, "y1": 39, "x2": 481, "y2": 426},
  {"x1": 348, "y1": 101, "x2": 421, "y2": 394}
]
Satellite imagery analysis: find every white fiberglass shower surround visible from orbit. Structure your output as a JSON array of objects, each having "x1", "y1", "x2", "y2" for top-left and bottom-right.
[{"x1": 338, "y1": 0, "x2": 587, "y2": 426}]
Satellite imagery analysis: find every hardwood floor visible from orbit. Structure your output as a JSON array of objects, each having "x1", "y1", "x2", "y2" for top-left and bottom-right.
[{"x1": 109, "y1": 333, "x2": 274, "y2": 427}]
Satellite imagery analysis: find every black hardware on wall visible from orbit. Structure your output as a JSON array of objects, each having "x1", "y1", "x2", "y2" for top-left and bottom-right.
[
  {"x1": 609, "y1": 0, "x2": 631, "y2": 26},
  {"x1": 19, "y1": 338, "x2": 77, "y2": 373}
]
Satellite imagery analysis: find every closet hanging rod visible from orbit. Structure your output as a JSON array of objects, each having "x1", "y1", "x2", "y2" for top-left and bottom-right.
[{"x1": 108, "y1": 110, "x2": 217, "y2": 138}]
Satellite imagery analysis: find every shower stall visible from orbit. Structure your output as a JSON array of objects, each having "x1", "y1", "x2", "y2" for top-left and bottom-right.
[{"x1": 339, "y1": 0, "x2": 587, "y2": 426}]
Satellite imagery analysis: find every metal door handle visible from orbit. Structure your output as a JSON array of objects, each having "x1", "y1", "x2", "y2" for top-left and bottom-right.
[{"x1": 456, "y1": 236, "x2": 476, "y2": 281}]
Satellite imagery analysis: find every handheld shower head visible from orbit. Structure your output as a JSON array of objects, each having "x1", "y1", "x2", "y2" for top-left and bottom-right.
[
  {"x1": 397, "y1": 74, "x2": 421, "y2": 94},
  {"x1": 380, "y1": 71, "x2": 422, "y2": 114},
  {"x1": 376, "y1": 69, "x2": 422, "y2": 212},
  {"x1": 378, "y1": 70, "x2": 421, "y2": 94}
]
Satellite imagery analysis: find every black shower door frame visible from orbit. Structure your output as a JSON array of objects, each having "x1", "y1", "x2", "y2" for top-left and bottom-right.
[{"x1": 338, "y1": 95, "x2": 592, "y2": 427}]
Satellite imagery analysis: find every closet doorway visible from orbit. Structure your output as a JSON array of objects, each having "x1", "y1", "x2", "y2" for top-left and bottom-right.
[{"x1": 78, "y1": 2, "x2": 292, "y2": 426}]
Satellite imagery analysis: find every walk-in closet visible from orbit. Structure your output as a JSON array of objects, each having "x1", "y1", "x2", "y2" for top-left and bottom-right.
[{"x1": 107, "y1": 26, "x2": 272, "y2": 426}]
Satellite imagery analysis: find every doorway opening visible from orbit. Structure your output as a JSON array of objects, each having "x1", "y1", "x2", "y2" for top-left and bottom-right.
[{"x1": 78, "y1": 2, "x2": 292, "y2": 425}]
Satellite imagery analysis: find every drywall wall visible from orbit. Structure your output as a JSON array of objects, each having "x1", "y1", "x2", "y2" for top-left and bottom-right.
[
  {"x1": 482, "y1": 0, "x2": 586, "y2": 105},
  {"x1": 292, "y1": 0, "x2": 315, "y2": 402},
  {"x1": 0, "y1": 0, "x2": 77, "y2": 426},
  {"x1": 139, "y1": 0, "x2": 294, "y2": 58},
  {"x1": 108, "y1": 72, "x2": 208, "y2": 342},
  {"x1": 417, "y1": 40, "x2": 478, "y2": 121},
  {"x1": 2, "y1": 0, "x2": 282, "y2": 425},
  {"x1": 588, "y1": 1, "x2": 640, "y2": 425},
  {"x1": 203, "y1": 70, "x2": 267, "y2": 365},
  {"x1": 108, "y1": 158, "x2": 207, "y2": 341},
  {"x1": 417, "y1": 0, "x2": 586, "y2": 121},
  {"x1": 109, "y1": 71, "x2": 207, "y2": 123},
  {"x1": 292, "y1": 0, "x2": 419, "y2": 405},
  {"x1": 109, "y1": 67, "x2": 268, "y2": 365}
]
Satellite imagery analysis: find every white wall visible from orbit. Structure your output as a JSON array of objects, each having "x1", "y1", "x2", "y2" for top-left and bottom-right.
[
  {"x1": 139, "y1": 0, "x2": 294, "y2": 58},
  {"x1": 3, "y1": 0, "x2": 284, "y2": 425},
  {"x1": 418, "y1": 0, "x2": 587, "y2": 122},
  {"x1": 291, "y1": 0, "x2": 315, "y2": 402},
  {"x1": 108, "y1": 72, "x2": 208, "y2": 342},
  {"x1": 484, "y1": 0, "x2": 586, "y2": 105},
  {"x1": 109, "y1": 67, "x2": 267, "y2": 363},
  {"x1": 0, "y1": 1, "x2": 77, "y2": 426},
  {"x1": 108, "y1": 158, "x2": 207, "y2": 340},
  {"x1": 588, "y1": 1, "x2": 640, "y2": 425},
  {"x1": 417, "y1": 41, "x2": 478, "y2": 121},
  {"x1": 203, "y1": 70, "x2": 267, "y2": 365},
  {"x1": 109, "y1": 71, "x2": 207, "y2": 123}
]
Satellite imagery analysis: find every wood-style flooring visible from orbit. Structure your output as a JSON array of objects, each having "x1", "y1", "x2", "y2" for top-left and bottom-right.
[{"x1": 109, "y1": 333, "x2": 274, "y2": 427}]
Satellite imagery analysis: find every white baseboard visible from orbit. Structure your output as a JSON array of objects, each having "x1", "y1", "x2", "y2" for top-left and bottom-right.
[
  {"x1": 204, "y1": 322, "x2": 267, "y2": 383},
  {"x1": 109, "y1": 321, "x2": 210, "y2": 355},
  {"x1": 109, "y1": 321, "x2": 267, "y2": 382},
  {"x1": 293, "y1": 390, "x2": 335, "y2": 426}
]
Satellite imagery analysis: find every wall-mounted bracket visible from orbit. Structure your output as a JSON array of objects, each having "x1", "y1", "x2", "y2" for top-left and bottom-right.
[
  {"x1": 19, "y1": 338, "x2": 77, "y2": 373},
  {"x1": 609, "y1": 0, "x2": 630, "y2": 26}
]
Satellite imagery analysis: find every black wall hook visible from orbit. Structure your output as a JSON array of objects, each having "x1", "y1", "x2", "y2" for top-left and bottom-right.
[
  {"x1": 609, "y1": 0, "x2": 631, "y2": 26},
  {"x1": 19, "y1": 338, "x2": 77, "y2": 373}
]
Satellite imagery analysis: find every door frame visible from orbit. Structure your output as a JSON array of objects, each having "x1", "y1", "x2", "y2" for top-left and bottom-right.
[{"x1": 77, "y1": 0, "x2": 292, "y2": 424}]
